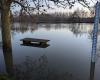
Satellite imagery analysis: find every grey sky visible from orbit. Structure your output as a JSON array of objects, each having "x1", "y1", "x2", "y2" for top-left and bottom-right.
[{"x1": 11, "y1": 0, "x2": 97, "y2": 14}]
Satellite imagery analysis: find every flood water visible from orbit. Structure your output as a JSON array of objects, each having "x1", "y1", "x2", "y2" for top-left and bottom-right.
[{"x1": 0, "y1": 23, "x2": 100, "y2": 80}]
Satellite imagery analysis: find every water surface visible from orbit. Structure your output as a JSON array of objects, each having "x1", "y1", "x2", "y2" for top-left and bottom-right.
[{"x1": 0, "y1": 23, "x2": 100, "y2": 80}]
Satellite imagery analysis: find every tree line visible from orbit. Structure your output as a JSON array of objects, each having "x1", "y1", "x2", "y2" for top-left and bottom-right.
[{"x1": 13, "y1": 9, "x2": 95, "y2": 23}]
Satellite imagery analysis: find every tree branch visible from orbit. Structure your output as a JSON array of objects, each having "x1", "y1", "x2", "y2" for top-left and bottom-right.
[
  {"x1": 13, "y1": 0, "x2": 36, "y2": 22},
  {"x1": 13, "y1": 1, "x2": 28, "y2": 8}
]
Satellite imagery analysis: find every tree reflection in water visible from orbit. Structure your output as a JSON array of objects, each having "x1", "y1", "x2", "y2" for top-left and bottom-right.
[
  {"x1": 0, "y1": 45, "x2": 79, "y2": 80},
  {"x1": 14, "y1": 55, "x2": 78, "y2": 80},
  {"x1": 0, "y1": 42, "x2": 97, "y2": 80}
]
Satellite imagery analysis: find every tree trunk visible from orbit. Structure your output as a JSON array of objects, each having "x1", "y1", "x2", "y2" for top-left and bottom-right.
[
  {"x1": 1, "y1": 3, "x2": 13, "y2": 76},
  {"x1": 1, "y1": 4, "x2": 12, "y2": 49},
  {"x1": 3, "y1": 46, "x2": 13, "y2": 76}
]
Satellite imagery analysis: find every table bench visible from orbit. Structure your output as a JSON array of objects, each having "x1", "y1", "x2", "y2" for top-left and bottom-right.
[{"x1": 20, "y1": 38, "x2": 50, "y2": 45}]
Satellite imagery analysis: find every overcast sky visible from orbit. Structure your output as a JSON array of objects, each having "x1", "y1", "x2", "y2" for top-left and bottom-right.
[
  {"x1": 11, "y1": 0, "x2": 98, "y2": 14},
  {"x1": 48, "y1": 0, "x2": 97, "y2": 13}
]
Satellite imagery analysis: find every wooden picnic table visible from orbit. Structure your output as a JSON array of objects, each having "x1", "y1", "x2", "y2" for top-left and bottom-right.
[{"x1": 20, "y1": 38, "x2": 50, "y2": 45}]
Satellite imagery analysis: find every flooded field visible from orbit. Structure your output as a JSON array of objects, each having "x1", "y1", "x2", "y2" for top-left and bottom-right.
[{"x1": 0, "y1": 23, "x2": 100, "y2": 80}]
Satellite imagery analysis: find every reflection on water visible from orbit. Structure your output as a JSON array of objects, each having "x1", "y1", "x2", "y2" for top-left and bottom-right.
[
  {"x1": 11, "y1": 23, "x2": 92, "y2": 34},
  {"x1": 0, "y1": 23, "x2": 100, "y2": 80},
  {"x1": 89, "y1": 61, "x2": 95, "y2": 80},
  {"x1": 14, "y1": 55, "x2": 78, "y2": 80},
  {"x1": 21, "y1": 43, "x2": 50, "y2": 48}
]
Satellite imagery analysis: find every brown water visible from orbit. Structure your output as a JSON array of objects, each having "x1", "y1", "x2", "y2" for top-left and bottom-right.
[{"x1": 0, "y1": 23, "x2": 100, "y2": 80}]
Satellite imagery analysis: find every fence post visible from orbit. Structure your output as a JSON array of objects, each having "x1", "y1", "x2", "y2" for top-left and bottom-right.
[{"x1": 91, "y1": 1, "x2": 100, "y2": 63}]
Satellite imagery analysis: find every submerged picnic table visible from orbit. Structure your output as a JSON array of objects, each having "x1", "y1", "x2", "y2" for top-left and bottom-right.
[
  {"x1": 21, "y1": 43, "x2": 50, "y2": 48},
  {"x1": 20, "y1": 38, "x2": 50, "y2": 45}
]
